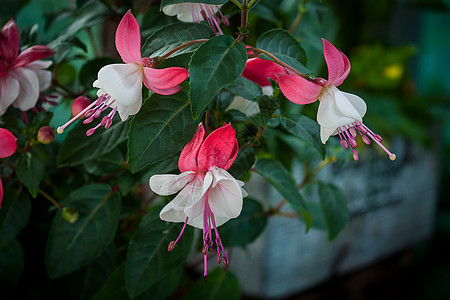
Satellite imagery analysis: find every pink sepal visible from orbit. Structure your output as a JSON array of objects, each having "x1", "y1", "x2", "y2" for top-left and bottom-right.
[
  {"x1": 14, "y1": 46, "x2": 55, "y2": 68},
  {"x1": 278, "y1": 74, "x2": 322, "y2": 105},
  {"x1": 115, "y1": 10, "x2": 142, "y2": 64},
  {"x1": 0, "y1": 19, "x2": 20, "y2": 61},
  {"x1": 179, "y1": 123, "x2": 205, "y2": 172},
  {"x1": 143, "y1": 67, "x2": 189, "y2": 90},
  {"x1": 197, "y1": 123, "x2": 238, "y2": 171},
  {"x1": 0, "y1": 128, "x2": 17, "y2": 158},
  {"x1": 322, "y1": 39, "x2": 351, "y2": 86},
  {"x1": 242, "y1": 57, "x2": 286, "y2": 86}
]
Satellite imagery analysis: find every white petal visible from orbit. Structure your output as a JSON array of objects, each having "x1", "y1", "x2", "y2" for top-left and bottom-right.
[
  {"x1": 23, "y1": 61, "x2": 52, "y2": 91},
  {"x1": 262, "y1": 85, "x2": 274, "y2": 96},
  {"x1": 162, "y1": 3, "x2": 221, "y2": 23},
  {"x1": 97, "y1": 63, "x2": 143, "y2": 106},
  {"x1": 317, "y1": 86, "x2": 363, "y2": 130},
  {"x1": 207, "y1": 167, "x2": 243, "y2": 219},
  {"x1": 115, "y1": 100, "x2": 141, "y2": 121},
  {"x1": 26, "y1": 60, "x2": 52, "y2": 69},
  {"x1": 226, "y1": 96, "x2": 260, "y2": 117},
  {"x1": 341, "y1": 91, "x2": 367, "y2": 118},
  {"x1": 0, "y1": 76, "x2": 20, "y2": 115},
  {"x1": 10, "y1": 67, "x2": 40, "y2": 111},
  {"x1": 150, "y1": 171, "x2": 196, "y2": 196},
  {"x1": 320, "y1": 126, "x2": 338, "y2": 144}
]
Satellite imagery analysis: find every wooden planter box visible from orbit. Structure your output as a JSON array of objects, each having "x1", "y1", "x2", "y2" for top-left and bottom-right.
[{"x1": 230, "y1": 139, "x2": 438, "y2": 298}]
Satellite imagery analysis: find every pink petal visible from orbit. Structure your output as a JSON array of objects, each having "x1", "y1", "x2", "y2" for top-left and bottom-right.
[
  {"x1": 179, "y1": 123, "x2": 205, "y2": 172},
  {"x1": 322, "y1": 38, "x2": 350, "y2": 86},
  {"x1": 115, "y1": 10, "x2": 142, "y2": 64},
  {"x1": 14, "y1": 45, "x2": 55, "y2": 68},
  {"x1": 242, "y1": 57, "x2": 286, "y2": 86},
  {"x1": 197, "y1": 123, "x2": 238, "y2": 171},
  {"x1": 278, "y1": 74, "x2": 322, "y2": 105},
  {"x1": 0, "y1": 19, "x2": 20, "y2": 61},
  {"x1": 143, "y1": 67, "x2": 188, "y2": 90},
  {"x1": 0, "y1": 128, "x2": 17, "y2": 158}
]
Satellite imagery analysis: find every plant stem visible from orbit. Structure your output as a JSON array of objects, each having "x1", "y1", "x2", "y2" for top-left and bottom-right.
[
  {"x1": 229, "y1": 0, "x2": 242, "y2": 9},
  {"x1": 157, "y1": 39, "x2": 208, "y2": 62},
  {"x1": 236, "y1": 0, "x2": 249, "y2": 42},
  {"x1": 86, "y1": 27, "x2": 100, "y2": 57},
  {"x1": 248, "y1": 0, "x2": 258, "y2": 7},
  {"x1": 289, "y1": 1, "x2": 308, "y2": 34},
  {"x1": 39, "y1": 188, "x2": 63, "y2": 210}
]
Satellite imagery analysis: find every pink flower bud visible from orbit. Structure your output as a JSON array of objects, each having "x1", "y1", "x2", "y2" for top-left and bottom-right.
[
  {"x1": 71, "y1": 96, "x2": 91, "y2": 118},
  {"x1": 37, "y1": 126, "x2": 55, "y2": 144}
]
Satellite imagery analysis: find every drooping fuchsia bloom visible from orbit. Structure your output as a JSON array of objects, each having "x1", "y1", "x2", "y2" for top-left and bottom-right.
[
  {"x1": 0, "y1": 19, "x2": 55, "y2": 116},
  {"x1": 0, "y1": 128, "x2": 17, "y2": 207},
  {"x1": 150, "y1": 123, "x2": 246, "y2": 279},
  {"x1": 278, "y1": 39, "x2": 396, "y2": 161},
  {"x1": 57, "y1": 11, "x2": 189, "y2": 136},
  {"x1": 162, "y1": 3, "x2": 229, "y2": 35}
]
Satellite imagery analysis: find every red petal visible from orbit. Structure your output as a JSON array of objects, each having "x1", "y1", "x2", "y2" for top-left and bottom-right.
[
  {"x1": 115, "y1": 10, "x2": 142, "y2": 64},
  {"x1": 322, "y1": 38, "x2": 350, "y2": 86},
  {"x1": 0, "y1": 128, "x2": 17, "y2": 158},
  {"x1": 143, "y1": 67, "x2": 188, "y2": 90},
  {"x1": 242, "y1": 57, "x2": 286, "y2": 86},
  {"x1": 14, "y1": 45, "x2": 55, "y2": 68},
  {"x1": 278, "y1": 74, "x2": 322, "y2": 105},
  {"x1": 179, "y1": 123, "x2": 205, "y2": 172},
  {"x1": 0, "y1": 19, "x2": 20, "y2": 61},
  {"x1": 197, "y1": 123, "x2": 238, "y2": 171}
]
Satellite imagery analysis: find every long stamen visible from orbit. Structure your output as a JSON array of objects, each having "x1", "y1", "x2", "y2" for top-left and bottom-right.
[
  {"x1": 57, "y1": 101, "x2": 96, "y2": 134},
  {"x1": 168, "y1": 217, "x2": 189, "y2": 251}
]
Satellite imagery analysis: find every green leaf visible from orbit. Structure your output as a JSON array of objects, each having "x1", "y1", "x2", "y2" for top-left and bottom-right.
[
  {"x1": 0, "y1": 238, "x2": 24, "y2": 296},
  {"x1": 83, "y1": 148, "x2": 124, "y2": 176},
  {"x1": 127, "y1": 92, "x2": 198, "y2": 172},
  {"x1": 0, "y1": 189, "x2": 32, "y2": 246},
  {"x1": 280, "y1": 113, "x2": 326, "y2": 160},
  {"x1": 318, "y1": 182, "x2": 349, "y2": 240},
  {"x1": 219, "y1": 198, "x2": 267, "y2": 247},
  {"x1": 46, "y1": 184, "x2": 121, "y2": 279},
  {"x1": 181, "y1": 268, "x2": 241, "y2": 300},
  {"x1": 125, "y1": 209, "x2": 194, "y2": 298},
  {"x1": 142, "y1": 23, "x2": 213, "y2": 58},
  {"x1": 189, "y1": 35, "x2": 247, "y2": 119},
  {"x1": 57, "y1": 117, "x2": 129, "y2": 167},
  {"x1": 256, "y1": 28, "x2": 308, "y2": 73},
  {"x1": 225, "y1": 77, "x2": 262, "y2": 102},
  {"x1": 259, "y1": 95, "x2": 279, "y2": 127},
  {"x1": 15, "y1": 153, "x2": 45, "y2": 198},
  {"x1": 255, "y1": 158, "x2": 312, "y2": 231},
  {"x1": 161, "y1": 0, "x2": 228, "y2": 9},
  {"x1": 228, "y1": 145, "x2": 255, "y2": 179},
  {"x1": 93, "y1": 263, "x2": 182, "y2": 300}
]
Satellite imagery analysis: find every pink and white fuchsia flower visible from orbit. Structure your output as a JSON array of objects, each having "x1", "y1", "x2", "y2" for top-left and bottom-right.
[
  {"x1": 162, "y1": 3, "x2": 229, "y2": 35},
  {"x1": 57, "y1": 11, "x2": 189, "y2": 136},
  {"x1": 150, "y1": 123, "x2": 246, "y2": 280},
  {"x1": 0, "y1": 128, "x2": 17, "y2": 207},
  {"x1": 0, "y1": 19, "x2": 54, "y2": 116},
  {"x1": 278, "y1": 39, "x2": 396, "y2": 161}
]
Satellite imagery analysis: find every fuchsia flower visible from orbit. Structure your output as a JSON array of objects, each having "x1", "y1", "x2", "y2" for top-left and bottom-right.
[
  {"x1": 162, "y1": 3, "x2": 229, "y2": 35},
  {"x1": 0, "y1": 128, "x2": 17, "y2": 207},
  {"x1": 150, "y1": 123, "x2": 246, "y2": 279},
  {"x1": 0, "y1": 19, "x2": 54, "y2": 116},
  {"x1": 242, "y1": 55, "x2": 286, "y2": 90},
  {"x1": 278, "y1": 39, "x2": 396, "y2": 161},
  {"x1": 57, "y1": 11, "x2": 189, "y2": 136}
]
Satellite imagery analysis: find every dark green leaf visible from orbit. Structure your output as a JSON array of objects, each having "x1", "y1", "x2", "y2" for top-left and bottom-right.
[
  {"x1": 15, "y1": 153, "x2": 45, "y2": 198},
  {"x1": 255, "y1": 158, "x2": 311, "y2": 231},
  {"x1": 256, "y1": 28, "x2": 308, "y2": 73},
  {"x1": 79, "y1": 57, "x2": 119, "y2": 89},
  {"x1": 51, "y1": 36, "x2": 87, "y2": 63},
  {"x1": 57, "y1": 117, "x2": 129, "y2": 167},
  {"x1": 127, "y1": 92, "x2": 198, "y2": 172},
  {"x1": 46, "y1": 184, "x2": 121, "y2": 278},
  {"x1": 228, "y1": 145, "x2": 255, "y2": 179},
  {"x1": 225, "y1": 77, "x2": 262, "y2": 102},
  {"x1": 161, "y1": 0, "x2": 228, "y2": 9},
  {"x1": 189, "y1": 35, "x2": 247, "y2": 119},
  {"x1": 0, "y1": 238, "x2": 23, "y2": 296},
  {"x1": 259, "y1": 95, "x2": 279, "y2": 126},
  {"x1": 0, "y1": 189, "x2": 32, "y2": 247},
  {"x1": 280, "y1": 113, "x2": 326, "y2": 159},
  {"x1": 93, "y1": 263, "x2": 182, "y2": 300},
  {"x1": 142, "y1": 23, "x2": 213, "y2": 58},
  {"x1": 219, "y1": 198, "x2": 267, "y2": 247},
  {"x1": 125, "y1": 209, "x2": 194, "y2": 298},
  {"x1": 181, "y1": 268, "x2": 241, "y2": 300},
  {"x1": 318, "y1": 182, "x2": 349, "y2": 240},
  {"x1": 83, "y1": 148, "x2": 123, "y2": 176}
]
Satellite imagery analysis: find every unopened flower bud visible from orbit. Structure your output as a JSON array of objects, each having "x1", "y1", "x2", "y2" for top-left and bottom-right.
[
  {"x1": 71, "y1": 96, "x2": 91, "y2": 118},
  {"x1": 37, "y1": 126, "x2": 55, "y2": 144},
  {"x1": 62, "y1": 207, "x2": 79, "y2": 223}
]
